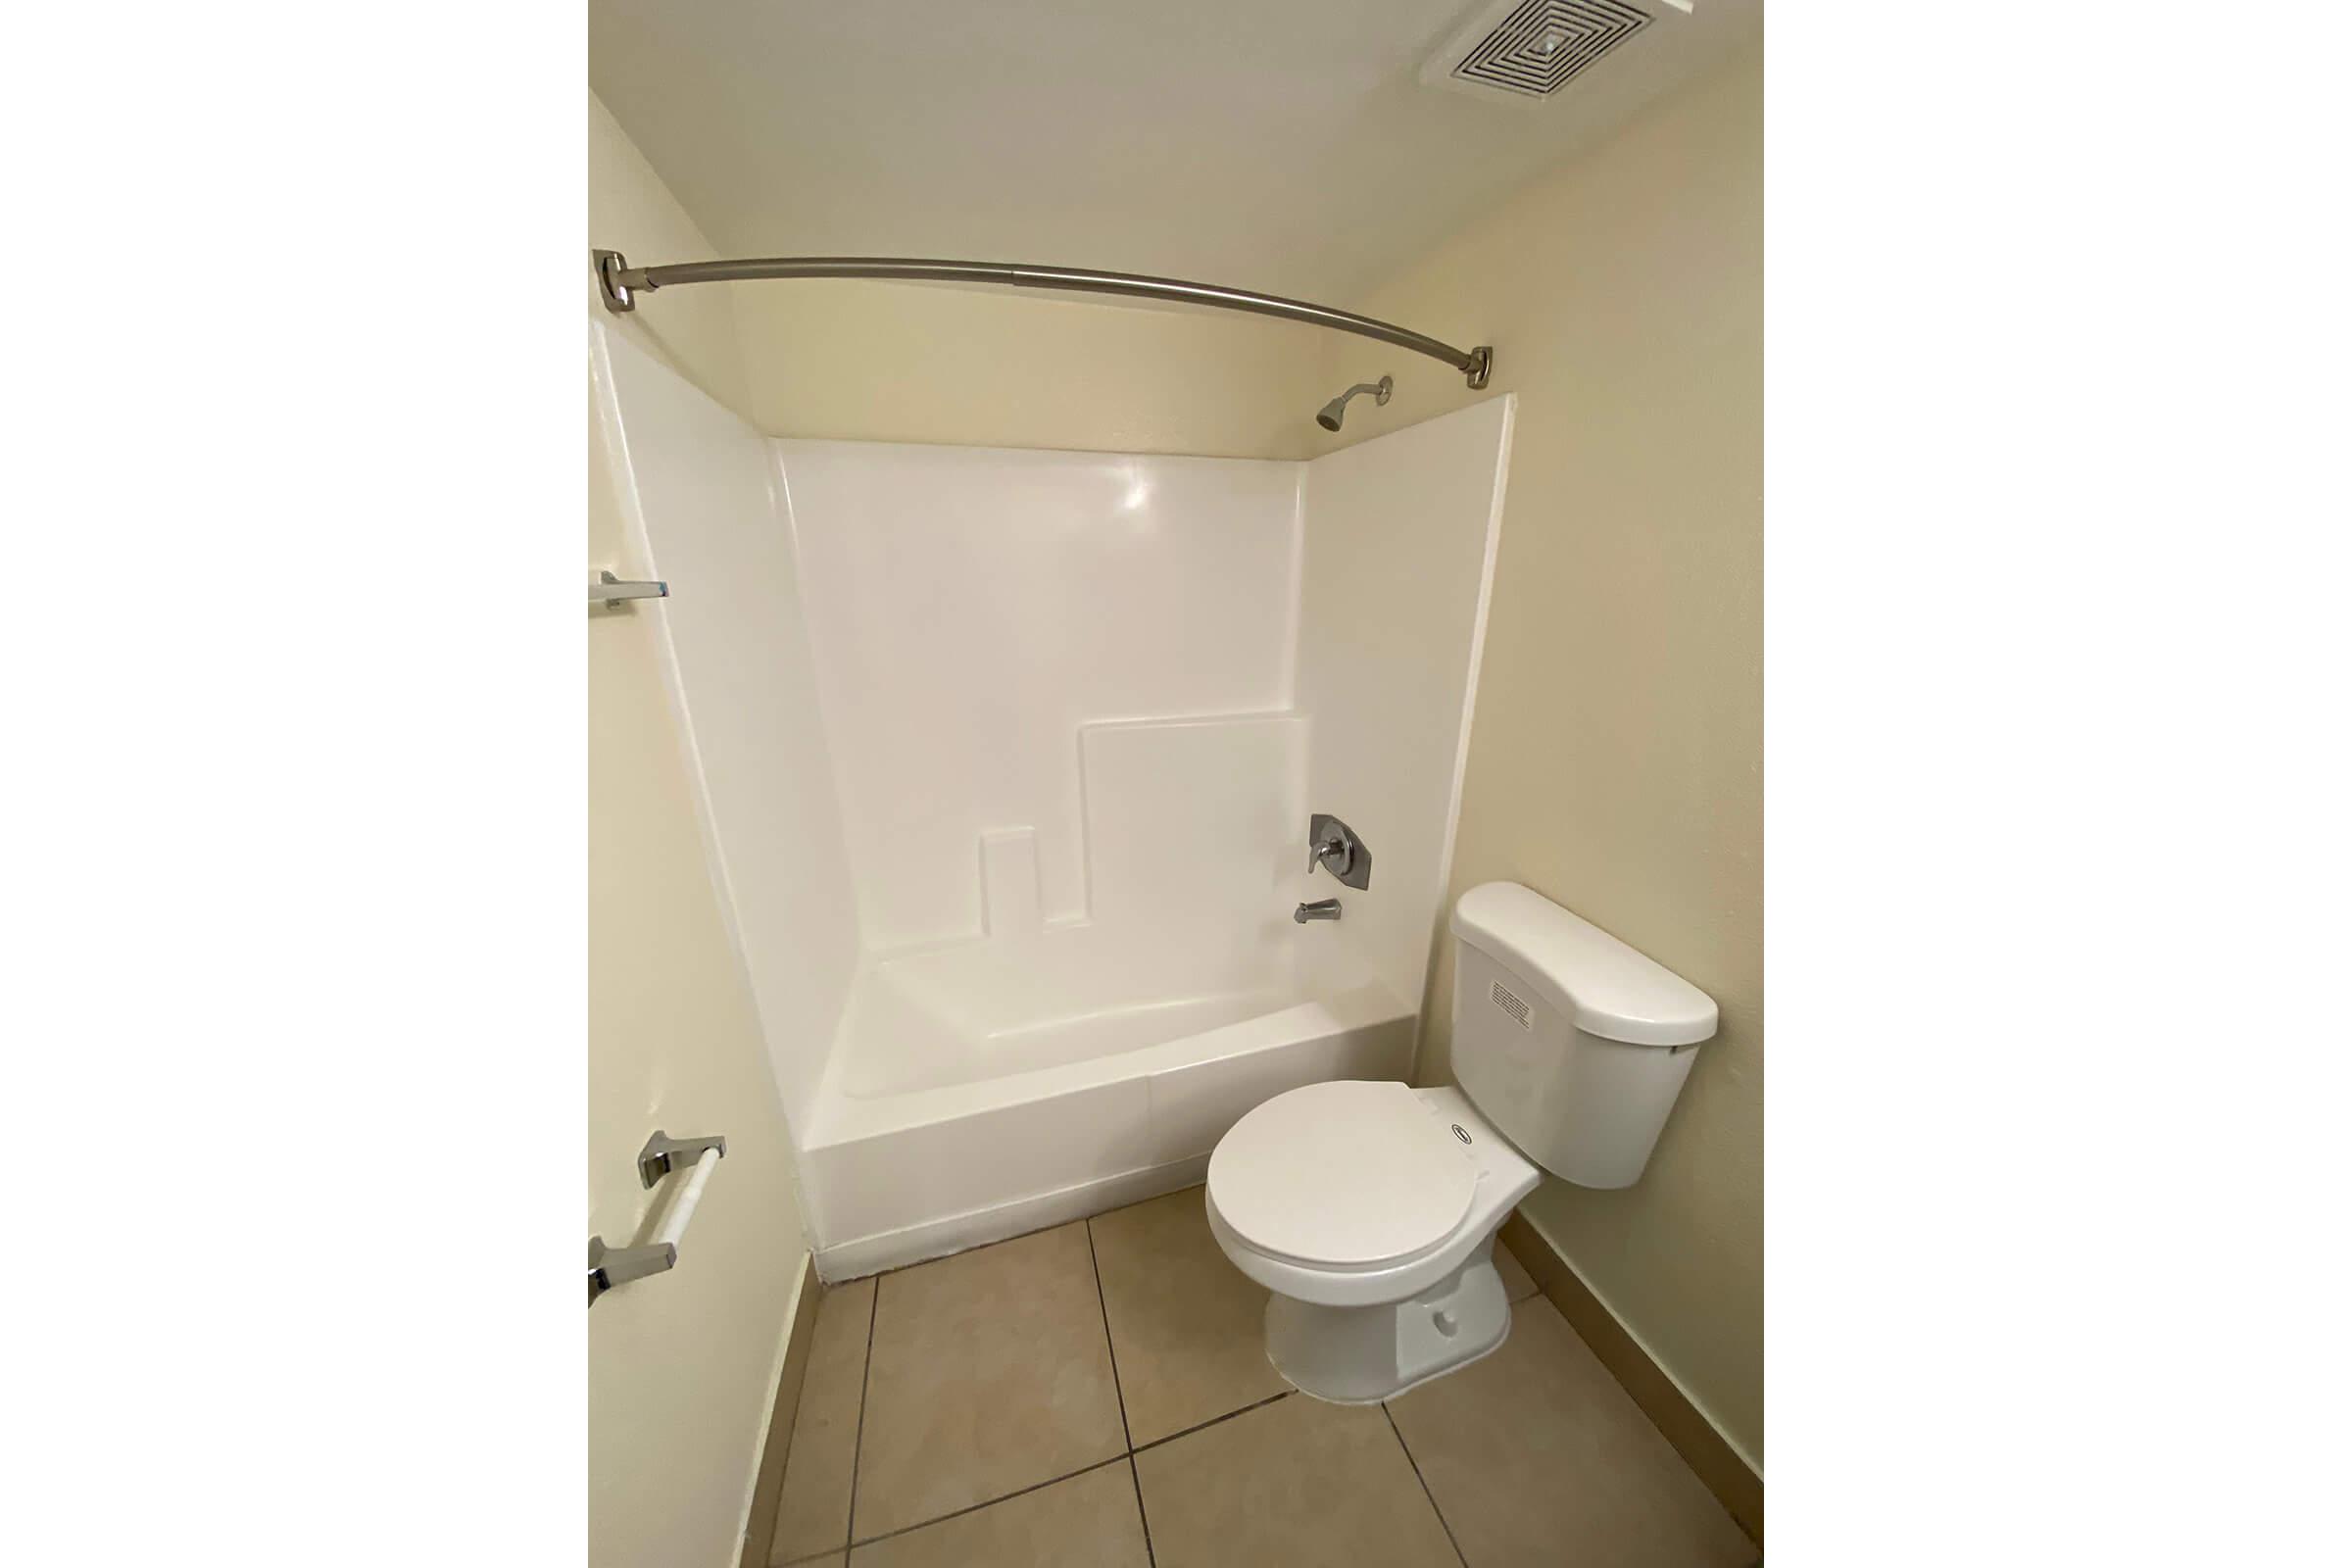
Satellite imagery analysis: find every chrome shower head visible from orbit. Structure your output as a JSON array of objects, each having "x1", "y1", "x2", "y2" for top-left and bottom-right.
[{"x1": 1316, "y1": 374, "x2": 1393, "y2": 431}]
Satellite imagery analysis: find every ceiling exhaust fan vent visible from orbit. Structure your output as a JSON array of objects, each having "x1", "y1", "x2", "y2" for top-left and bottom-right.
[{"x1": 1424, "y1": 0, "x2": 1676, "y2": 103}]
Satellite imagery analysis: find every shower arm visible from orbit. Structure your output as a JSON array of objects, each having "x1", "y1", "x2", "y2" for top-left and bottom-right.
[{"x1": 592, "y1": 250, "x2": 1494, "y2": 389}]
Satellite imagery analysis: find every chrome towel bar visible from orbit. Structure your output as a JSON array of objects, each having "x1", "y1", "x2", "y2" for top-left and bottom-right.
[{"x1": 588, "y1": 1129, "x2": 726, "y2": 1307}]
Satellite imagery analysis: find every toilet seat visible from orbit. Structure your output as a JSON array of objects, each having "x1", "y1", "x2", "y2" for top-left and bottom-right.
[
  {"x1": 1207, "y1": 1080, "x2": 1479, "y2": 1272},
  {"x1": 1207, "y1": 1082, "x2": 1541, "y2": 1310}
]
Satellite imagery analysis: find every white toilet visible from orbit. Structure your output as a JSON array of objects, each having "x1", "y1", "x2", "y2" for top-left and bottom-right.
[{"x1": 1205, "y1": 881, "x2": 1719, "y2": 1403}]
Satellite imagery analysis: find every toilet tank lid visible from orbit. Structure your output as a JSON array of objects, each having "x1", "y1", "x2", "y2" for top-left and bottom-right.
[{"x1": 1451, "y1": 882, "x2": 1719, "y2": 1047}]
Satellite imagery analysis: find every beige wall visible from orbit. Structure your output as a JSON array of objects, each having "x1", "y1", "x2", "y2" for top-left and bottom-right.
[
  {"x1": 1323, "y1": 47, "x2": 1763, "y2": 1467},
  {"x1": 590, "y1": 93, "x2": 754, "y2": 420},
  {"x1": 589, "y1": 97, "x2": 810, "y2": 1568},
  {"x1": 592, "y1": 90, "x2": 1327, "y2": 460},
  {"x1": 735, "y1": 281, "x2": 1331, "y2": 459}
]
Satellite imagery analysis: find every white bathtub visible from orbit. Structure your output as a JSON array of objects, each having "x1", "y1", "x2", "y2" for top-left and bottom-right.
[
  {"x1": 798, "y1": 926, "x2": 1416, "y2": 1278},
  {"x1": 605, "y1": 346, "x2": 1510, "y2": 1285}
]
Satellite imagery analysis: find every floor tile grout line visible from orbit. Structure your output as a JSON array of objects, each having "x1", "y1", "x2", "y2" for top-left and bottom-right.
[
  {"x1": 833, "y1": 1453, "x2": 1133, "y2": 1554},
  {"x1": 824, "y1": 1201, "x2": 1286, "y2": 1562},
  {"x1": 1126, "y1": 1453, "x2": 1157, "y2": 1568},
  {"x1": 839, "y1": 1276, "x2": 880, "y2": 1556},
  {"x1": 1082, "y1": 1216, "x2": 1138, "y2": 1453},
  {"x1": 1382, "y1": 1400, "x2": 1470, "y2": 1568},
  {"x1": 1129, "y1": 1388, "x2": 1294, "y2": 1455},
  {"x1": 1086, "y1": 1217, "x2": 1159, "y2": 1563}
]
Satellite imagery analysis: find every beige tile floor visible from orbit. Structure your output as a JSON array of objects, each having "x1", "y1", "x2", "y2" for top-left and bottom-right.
[{"x1": 768, "y1": 1185, "x2": 1756, "y2": 1567}]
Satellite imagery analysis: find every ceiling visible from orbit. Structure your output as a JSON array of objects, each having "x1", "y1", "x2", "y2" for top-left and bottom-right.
[{"x1": 589, "y1": 0, "x2": 1761, "y2": 303}]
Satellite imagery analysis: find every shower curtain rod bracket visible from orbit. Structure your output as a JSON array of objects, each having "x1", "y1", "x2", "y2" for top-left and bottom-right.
[
  {"x1": 594, "y1": 249, "x2": 637, "y2": 313},
  {"x1": 590, "y1": 247, "x2": 1494, "y2": 387}
]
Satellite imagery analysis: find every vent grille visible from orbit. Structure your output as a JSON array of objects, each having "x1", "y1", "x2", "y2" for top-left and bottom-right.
[
  {"x1": 1451, "y1": 0, "x2": 1653, "y2": 100},
  {"x1": 1491, "y1": 979, "x2": 1533, "y2": 1030}
]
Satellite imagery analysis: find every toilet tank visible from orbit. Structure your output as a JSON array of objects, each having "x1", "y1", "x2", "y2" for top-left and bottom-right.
[{"x1": 1448, "y1": 882, "x2": 1718, "y2": 1189}]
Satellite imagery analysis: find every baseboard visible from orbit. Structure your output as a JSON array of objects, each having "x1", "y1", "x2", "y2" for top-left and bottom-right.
[
  {"x1": 737, "y1": 1253, "x2": 824, "y2": 1568},
  {"x1": 1499, "y1": 1211, "x2": 1763, "y2": 1545},
  {"x1": 814, "y1": 1153, "x2": 1210, "y2": 1280}
]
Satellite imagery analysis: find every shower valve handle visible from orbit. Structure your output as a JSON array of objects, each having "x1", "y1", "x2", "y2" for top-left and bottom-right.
[
  {"x1": 1307, "y1": 813, "x2": 1371, "y2": 890},
  {"x1": 1309, "y1": 826, "x2": 1351, "y2": 876}
]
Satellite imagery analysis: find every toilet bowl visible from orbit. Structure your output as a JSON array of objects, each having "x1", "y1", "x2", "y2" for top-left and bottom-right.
[
  {"x1": 1205, "y1": 882, "x2": 1720, "y2": 1404},
  {"x1": 1205, "y1": 1079, "x2": 1538, "y2": 1402}
]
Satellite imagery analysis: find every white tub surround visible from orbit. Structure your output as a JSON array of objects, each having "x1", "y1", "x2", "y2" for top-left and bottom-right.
[
  {"x1": 595, "y1": 325, "x2": 1514, "y2": 1273},
  {"x1": 592, "y1": 325, "x2": 860, "y2": 1127},
  {"x1": 779, "y1": 439, "x2": 1302, "y2": 954},
  {"x1": 1297, "y1": 399, "x2": 1515, "y2": 1007},
  {"x1": 801, "y1": 709, "x2": 1412, "y2": 1275}
]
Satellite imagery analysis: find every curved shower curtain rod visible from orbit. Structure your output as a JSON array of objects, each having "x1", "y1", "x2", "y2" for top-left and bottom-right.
[{"x1": 592, "y1": 249, "x2": 1494, "y2": 388}]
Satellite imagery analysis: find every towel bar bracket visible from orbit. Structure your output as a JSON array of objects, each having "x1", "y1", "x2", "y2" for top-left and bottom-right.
[
  {"x1": 589, "y1": 1128, "x2": 728, "y2": 1308},
  {"x1": 587, "y1": 1236, "x2": 676, "y2": 1307},
  {"x1": 593, "y1": 568, "x2": 668, "y2": 606},
  {"x1": 638, "y1": 1129, "x2": 726, "y2": 1189}
]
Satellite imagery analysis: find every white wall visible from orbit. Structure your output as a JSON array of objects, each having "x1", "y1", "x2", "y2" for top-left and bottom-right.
[
  {"x1": 1296, "y1": 397, "x2": 1514, "y2": 1012},
  {"x1": 587, "y1": 93, "x2": 818, "y2": 1568},
  {"x1": 591, "y1": 400, "x2": 812, "y2": 1568},
  {"x1": 593, "y1": 325, "x2": 860, "y2": 1132},
  {"x1": 779, "y1": 440, "x2": 1301, "y2": 953},
  {"x1": 741, "y1": 413, "x2": 1512, "y2": 1046}
]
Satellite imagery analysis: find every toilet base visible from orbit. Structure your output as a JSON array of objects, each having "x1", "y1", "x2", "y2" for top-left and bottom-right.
[{"x1": 1263, "y1": 1235, "x2": 1513, "y2": 1404}]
